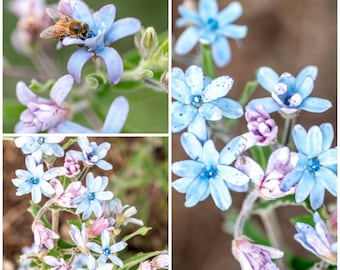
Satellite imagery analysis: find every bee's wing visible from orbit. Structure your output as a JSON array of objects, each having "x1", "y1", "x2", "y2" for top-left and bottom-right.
[
  {"x1": 45, "y1": 7, "x2": 68, "y2": 22},
  {"x1": 40, "y1": 25, "x2": 60, "y2": 39}
]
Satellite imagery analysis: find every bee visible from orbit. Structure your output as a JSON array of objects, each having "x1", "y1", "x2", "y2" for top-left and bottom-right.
[{"x1": 40, "y1": 8, "x2": 89, "y2": 41}]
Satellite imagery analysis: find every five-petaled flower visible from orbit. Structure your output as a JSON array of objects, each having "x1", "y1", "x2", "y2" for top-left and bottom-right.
[
  {"x1": 280, "y1": 123, "x2": 337, "y2": 210},
  {"x1": 248, "y1": 66, "x2": 332, "y2": 115},
  {"x1": 57, "y1": 0, "x2": 141, "y2": 84},
  {"x1": 172, "y1": 132, "x2": 250, "y2": 211},
  {"x1": 172, "y1": 65, "x2": 243, "y2": 142},
  {"x1": 175, "y1": 0, "x2": 247, "y2": 67}
]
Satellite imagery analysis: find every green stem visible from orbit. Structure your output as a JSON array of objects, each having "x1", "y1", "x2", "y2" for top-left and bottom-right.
[
  {"x1": 280, "y1": 114, "x2": 297, "y2": 146},
  {"x1": 201, "y1": 44, "x2": 215, "y2": 78}
]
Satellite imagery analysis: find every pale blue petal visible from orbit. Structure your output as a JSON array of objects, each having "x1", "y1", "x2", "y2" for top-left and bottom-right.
[
  {"x1": 320, "y1": 123, "x2": 334, "y2": 152},
  {"x1": 76, "y1": 200, "x2": 90, "y2": 214},
  {"x1": 294, "y1": 233, "x2": 317, "y2": 256},
  {"x1": 175, "y1": 27, "x2": 200, "y2": 55},
  {"x1": 219, "y1": 135, "x2": 248, "y2": 165},
  {"x1": 292, "y1": 124, "x2": 307, "y2": 155},
  {"x1": 105, "y1": 18, "x2": 141, "y2": 44},
  {"x1": 257, "y1": 67, "x2": 279, "y2": 93},
  {"x1": 98, "y1": 254, "x2": 108, "y2": 265},
  {"x1": 199, "y1": 103, "x2": 222, "y2": 120},
  {"x1": 199, "y1": 28, "x2": 216, "y2": 44},
  {"x1": 93, "y1": 5, "x2": 116, "y2": 34},
  {"x1": 66, "y1": 150, "x2": 84, "y2": 161},
  {"x1": 86, "y1": 173, "x2": 95, "y2": 189},
  {"x1": 97, "y1": 47, "x2": 123, "y2": 85},
  {"x1": 50, "y1": 75, "x2": 73, "y2": 106},
  {"x1": 211, "y1": 36, "x2": 231, "y2": 67},
  {"x1": 218, "y1": 24, "x2": 247, "y2": 39},
  {"x1": 227, "y1": 182, "x2": 249, "y2": 192},
  {"x1": 295, "y1": 153, "x2": 309, "y2": 170},
  {"x1": 31, "y1": 185, "x2": 42, "y2": 204},
  {"x1": 15, "y1": 137, "x2": 37, "y2": 152},
  {"x1": 172, "y1": 177, "x2": 195, "y2": 193},
  {"x1": 42, "y1": 167, "x2": 62, "y2": 180},
  {"x1": 296, "y1": 76, "x2": 314, "y2": 99},
  {"x1": 82, "y1": 206, "x2": 93, "y2": 220},
  {"x1": 172, "y1": 67, "x2": 185, "y2": 81},
  {"x1": 177, "y1": 6, "x2": 202, "y2": 27},
  {"x1": 309, "y1": 181, "x2": 325, "y2": 210},
  {"x1": 299, "y1": 97, "x2": 332, "y2": 113},
  {"x1": 40, "y1": 181, "x2": 55, "y2": 196},
  {"x1": 218, "y1": 2, "x2": 243, "y2": 25},
  {"x1": 25, "y1": 155, "x2": 37, "y2": 172},
  {"x1": 210, "y1": 98, "x2": 243, "y2": 119},
  {"x1": 96, "y1": 191, "x2": 114, "y2": 201},
  {"x1": 185, "y1": 178, "x2": 209, "y2": 207},
  {"x1": 92, "y1": 200, "x2": 103, "y2": 217},
  {"x1": 16, "y1": 182, "x2": 32, "y2": 195},
  {"x1": 56, "y1": 121, "x2": 95, "y2": 133},
  {"x1": 217, "y1": 165, "x2": 249, "y2": 186},
  {"x1": 185, "y1": 65, "x2": 204, "y2": 95},
  {"x1": 295, "y1": 171, "x2": 315, "y2": 203},
  {"x1": 15, "y1": 169, "x2": 32, "y2": 180},
  {"x1": 87, "y1": 242, "x2": 103, "y2": 254},
  {"x1": 72, "y1": 195, "x2": 86, "y2": 205},
  {"x1": 201, "y1": 140, "x2": 219, "y2": 166},
  {"x1": 247, "y1": 97, "x2": 280, "y2": 113},
  {"x1": 319, "y1": 148, "x2": 337, "y2": 166},
  {"x1": 96, "y1": 143, "x2": 110, "y2": 159},
  {"x1": 209, "y1": 176, "x2": 232, "y2": 211},
  {"x1": 31, "y1": 150, "x2": 42, "y2": 163},
  {"x1": 110, "y1": 241, "x2": 127, "y2": 252},
  {"x1": 108, "y1": 255, "x2": 123, "y2": 267},
  {"x1": 306, "y1": 126, "x2": 323, "y2": 157},
  {"x1": 199, "y1": 0, "x2": 218, "y2": 22},
  {"x1": 315, "y1": 167, "x2": 337, "y2": 196},
  {"x1": 72, "y1": 0, "x2": 93, "y2": 27},
  {"x1": 202, "y1": 75, "x2": 234, "y2": 102},
  {"x1": 188, "y1": 114, "x2": 208, "y2": 142},
  {"x1": 102, "y1": 96, "x2": 129, "y2": 133},
  {"x1": 280, "y1": 169, "x2": 304, "y2": 191},
  {"x1": 172, "y1": 78, "x2": 191, "y2": 103},
  {"x1": 296, "y1": 66, "x2": 318, "y2": 87},
  {"x1": 172, "y1": 160, "x2": 204, "y2": 177},
  {"x1": 180, "y1": 132, "x2": 202, "y2": 160},
  {"x1": 171, "y1": 102, "x2": 196, "y2": 132},
  {"x1": 67, "y1": 48, "x2": 93, "y2": 83},
  {"x1": 41, "y1": 144, "x2": 64, "y2": 157}
]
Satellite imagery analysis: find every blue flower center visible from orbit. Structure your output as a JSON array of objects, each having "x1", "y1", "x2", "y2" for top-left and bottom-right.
[
  {"x1": 191, "y1": 95, "x2": 203, "y2": 108},
  {"x1": 30, "y1": 177, "x2": 40, "y2": 185},
  {"x1": 201, "y1": 166, "x2": 217, "y2": 180},
  {"x1": 207, "y1": 18, "x2": 219, "y2": 31},
  {"x1": 38, "y1": 137, "x2": 45, "y2": 144},
  {"x1": 307, "y1": 158, "x2": 320, "y2": 173},
  {"x1": 103, "y1": 247, "x2": 111, "y2": 255},
  {"x1": 88, "y1": 192, "x2": 96, "y2": 200}
]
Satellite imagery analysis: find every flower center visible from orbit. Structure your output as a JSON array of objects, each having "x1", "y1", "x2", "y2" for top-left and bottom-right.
[
  {"x1": 207, "y1": 18, "x2": 219, "y2": 31},
  {"x1": 88, "y1": 192, "x2": 96, "y2": 201},
  {"x1": 191, "y1": 95, "x2": 203, "y2": 108},
  {"x1": 103, "y1": 247, "x2": 111, "y2": 255},
  {"x1": 201, "y1": 166, "x2": 217, "y2": 180},
  {"x1": 307, "y1": 158, "x2": 320, "y2": 173},
  {"x1": 30, "y1": 177, "x2": 40, "y2": 185},
  {"x1": 37, "y1": 137, "x2": 45, "y2": 144}
]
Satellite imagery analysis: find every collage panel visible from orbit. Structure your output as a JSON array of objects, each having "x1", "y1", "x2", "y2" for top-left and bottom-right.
[
  {"x1": 3, "y1": 0, "x2": 168, "y2": 134},
  {"x1": 3, "y1": 136, "x2": 168, "y2": 269},
  {"x1": 171, "y1": 0, "x2": 337, "y2": 270}
]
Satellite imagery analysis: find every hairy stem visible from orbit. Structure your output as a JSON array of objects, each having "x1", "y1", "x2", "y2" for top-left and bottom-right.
[{"x1": 51, "y1": 209, "x2": 59, "y2": 233}]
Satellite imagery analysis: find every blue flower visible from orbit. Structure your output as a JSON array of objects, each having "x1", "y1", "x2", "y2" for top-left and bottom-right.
[
  {"x1": 56, "y1": 96, "x2": 129, "y2": 133},
  {"x1": 72, "y1": 172, "x2": 113, "y2": 220},
  {"x1": 172, "y1": 132, "x2": 250, "y2": 211},
  {"x1": 294, "y1": 212, "x2": 337, "y2": 264},
  {"x1": 67, "y1": 137, "x2": 113, "y2": 170},
  {"x1": 15, "y1": 136, "x2": 64, "y2": 163},
  {"x1": 12, "y1": 155, "x2": 61, "y2": 203},
  {"x1": 175, "y1": 0, "x2": 247, "y2": 67},
  {"x1": 61, "y1": 0, "x2": 141, "y2": 84},
  {"x1": 87, "y1": 230, "x2": 127, "y2": 267},
  {"x1": 248, "y1": 66, "x2": 332, "y2": 114},
  {"x1": 280, "y1": 123, "x2": 337, "y2": 210},
  {"x1": 172, "y1": 65, "x2": 243, "y2": 142}
]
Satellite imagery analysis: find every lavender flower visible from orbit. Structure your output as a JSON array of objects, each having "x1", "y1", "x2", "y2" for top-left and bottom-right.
[
  {"x1": 175, "y1": 0, "x2": 247, "y2": 67},
  {"x1": 280, "y1": 123, "x2": 337, "y2": 210},
  {"x1": 248, "y1": 66, "x2": 332, "y2": 115},
  {"x1": 43, "y1": 256, "x2": 70, "y2": 270},
  {"x1": 57, "y1": 0, "x2": 141, "y2": 84},
  {"x1": 15, "y1": 75, "x2": 73, "y2": 133},
  {"x1": 172, "y1": 65, "x2": 243, "y2": 141},
  {"x1": 294, "y1": 212, "x2": 337, "y2": 264},
  {"x1": 69, "y1": 223, "x2": 89, "y2": 253},
  {"x1": 50, "y1": 179, "x2": 83, "y2": 208},
  {"x1": 71, "y1": 173, "x2": 113, "y2": 220},
  {"x1": 138, "y1": 253, "x2": 169, "y2": 270},
  {"x1": 12, "y1": 155, "x2": 61, "y2": 203},
  {"x1": 67, "y1": 137, "x2": 113, "y2": 170},
  {"x1": 32, "y1": 220, "x2": 59, "y2": 250},
  {"x1": 232, "y1": 236, "x2": 284, "y2": 270}
]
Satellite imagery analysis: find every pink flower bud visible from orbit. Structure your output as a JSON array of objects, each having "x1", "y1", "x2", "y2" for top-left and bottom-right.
[
  {"x1": 64, "y1": 154, "x2": 81, "y2": 177},
  {"x1": 32, "y1": 220, "x2": 59, "y2": 250},
  {"x1": 87, "y1": 217, "x2": 109, "y2": 238}
]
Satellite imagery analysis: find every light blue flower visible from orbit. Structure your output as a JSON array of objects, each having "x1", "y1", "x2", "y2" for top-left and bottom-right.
[
  {"x1": 87, "y1": 230, "x2": 127, "y2": 267},
  {"x1": 280, "y1": 123, "x2": 337, "y2": 210},
  {"x1": 72, "y1": 172, "x2": 113, "y2": 220},
  {"x1": 172, "y1": 132, "x2": 250, "y2": 211},
  {"x1": 15, "y1": 136, "x2": 64, "y2": 163},
  {"x1": 56, "y1": 96, "x2": 129, "y2": 133},
  {"x1": 67, "y1": 137, "x2": 113, "y2": 170},
  {"x1": 248, "y1": 66, "x2": 332, "y2": 114},
  {"x1": 172, "y1": 65, "x2": 243, "y2": 142},
  {"x1": 12, "y1": 155, "x2": 61, "y2": 203},
  {"x1": 175, "y1": 0, "x2": 247, "y2": 67},
  {"x1": 61, "y1": 0, "x2": 141, "y2": 84},
  {"x1": 294, "y1": 212, "x2": 337, "y2": 264}
]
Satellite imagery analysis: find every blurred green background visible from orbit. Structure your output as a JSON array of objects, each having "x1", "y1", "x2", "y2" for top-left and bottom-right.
[{"x1": 3, "y1": 0, "x2": 168, "y2": 133}]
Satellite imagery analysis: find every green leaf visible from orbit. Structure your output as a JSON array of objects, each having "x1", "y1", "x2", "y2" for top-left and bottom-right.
[
  {"x1": 62, "y1": 138, "x2": 77, "y2": 150},
  {"x1": 86, "y1": 73, "x2": 107, "y2": 89},
  {"x1": 121, "y1": 226, "x2": 152, "y2": 242},
  {"x1": 3, "y1": 101, "x2": 25, "y2": 132},
  {"x1": 252, "y1": 195, "x2": 296, "y2": 213},
  {"x1": 290, "y1": 214, "x2": 314, "y2": 226},
  {"x1": 121, "y1": 250, "x2": 165, "y2": 270},
  {"x1": 238, "y1": 80, "x2": 258, "y2": 106},
  {"x1": 57, "y1": 238, "x2": 75, "y2": 249},
  {"x1": 29, "y1": 79, "x2": 54, "y2": 93},
  {"x1": 201, "y1": 44, "x2": 215, "y2": 78},
  {"x1": 250, "y1": 145, "x2": 271, "y2": 170}
]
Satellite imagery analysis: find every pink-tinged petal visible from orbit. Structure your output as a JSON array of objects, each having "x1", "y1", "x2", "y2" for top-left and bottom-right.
[
  {"x1": 105, "y1": 18, "x2": 141, "y2": 44},
  {"x1": 234, "y1": 156, "x2": 264, "y2": 185},
  {"x1": 57, "y1": 0, "x2": 73, "y2": 17},
  {"x1": 97, "y1": 47, "x2": 123, "y2": 85},
  {"x1": 67, "y1": 48, "x2": 93, "y2": 83},
  {"x1": 102, "y1": 96, "x2": 129, "y2": 133},
  {"x1": 15, "y1": 121, "x2": 39, "y2": 133},
  {"x1": 50, "y1": 75, "x2": 74, "y2": 105},
  {"x1": 16, "y1": 82, "x2": 50, "y2": 105}
]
